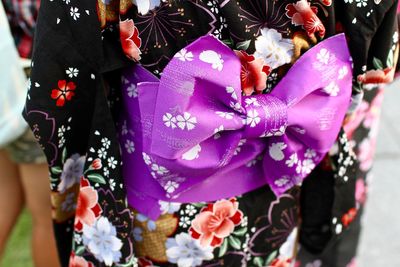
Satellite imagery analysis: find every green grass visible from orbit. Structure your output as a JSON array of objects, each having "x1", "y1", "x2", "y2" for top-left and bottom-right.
[{"x1": 1, "y1": 210, "x2": 33, "y2": 267}]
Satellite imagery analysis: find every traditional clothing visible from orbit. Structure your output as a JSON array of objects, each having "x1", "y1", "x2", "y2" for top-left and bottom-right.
[{"x1": 24, "y1": 1, "x2": 398, "y2": 266}]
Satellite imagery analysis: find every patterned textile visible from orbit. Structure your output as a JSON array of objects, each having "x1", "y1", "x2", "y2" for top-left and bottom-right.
[
  {"x1": 24, "y1": 1, "x2": 398, "y2": 266},
  {"x1": 1, "y1": 0, "x2": 40, "y2": 58}
]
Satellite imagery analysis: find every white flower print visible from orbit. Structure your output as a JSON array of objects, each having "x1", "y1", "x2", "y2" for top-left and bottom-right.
[
  {"x1": 142, "y1": 152, "x2": 152, "y2": 165},
  {"x1": 230, "y1": 101, "x2": 242, "y2": 112},
  {"x1": 304, "y1": 149, "x2": 317, "y2": 158},
  {"x1": 176, "y1": 112, "x2": 197, "y2": 131},
  {"x1": 245, "y1": 110, "x2": 261, "y2": 127},
  {"x1": 234, "y1": 139, "x2": 247, "y2": 156},
  {"x1": 126, "y1": 84, "x2": 138, "y2": 98},
  {"x1": 199, "y1": 50, "x2": 224, "y2": 71},
  {"x1": 179, "y1": 216, "x2": 191, "y2": 228},
  {"x1": 175, "y1": 48, "x2": 194, "y2": 61},
  {"x1": 58, "y1": 125, "x2": 66, "y2": 137},
  {"x1": 133, "y1": 0, "x2": 161, "y2": 15},
  {"x1": 70, "y1": 7, "x2": 80, "y2": 20},
  {"x1": 163, "y1": 113, "x2": 177, "y2": 129},
  {"x1": 344, "y1": 0, "x2": 353, "y2": 3},
  {"x1": 164, "y1": 181, "x2": 179, "y2": 194},
  {"x1": 279, "y1": 227, "x2": 298, "y2": 259},
  {"x1": 58, "y1": 154, "x2": 86, "y2": 193},
  {"x1": 109, "y1": 179, "x2": 116, "y2": 191},
  {"x1": 244, "y1": 98, "x2": 260, "y2": 107},
  {"x1": 274, "y1": 176, "x2": 290, "y2": 187},
  {"x1": 393, "y1": 31, "x2": 399, "y2": 44},
  {"x1": 151, "y1": 163, "x2": 169, "y2": 175},
  {"x1": 185, "y1": 205, "x2": 197, "y2": 216},
  {"x1": 166, "y1": 233, "x2": 214, "y2": 267},
  {"x1": 103, "y1": 167, "x2": 109, "y2": 177},
  {"x1": 254, "y1": 28, "x2": 293, "y2": 70},
  {"x1": 82, "y1": 217, "x2": 123, "y2": 266},
  {"x1": 125, "y1": 140, "x2": 135, "y2": 154},
  {"x1": 302, "y1": 159, "x2": 315, "y2": 174},
  {"x1": 317, "y1": 48, "x2": 330, "y2": 64},
  {"x1": 159, "y1": 201, "x2": 181, "y2": 215},
  {"x1": 182, "y1": 144, "x2": 201, "y2": 161},
  {"x1": 338, "y1": 66, "x2": 349, "y2": 80},
  {"x1": 286, "y1": 153, "x2": 299, "y2": 167},
  {"x1": 226, "y1": 86, "x2": 238, "y2": 100},
  {"x1": 269, "y1": 142, "x2": 287, "y2": 161},
  {"x1": 66, "y1": 67, "x2": 79, "y2": 78},
  {"x1": 323, "y1": 81, "x2": 340, "y2": 96},
  {"x1": 296, "y1": 160, "x2": 302, "y2": 174},
  {"x1": 356, "y1": 0, "x2": 367, "y2": 7},
  {"x1": 121, "y1": 120, "x2": 128, "y2": 135},
  {"x1": 108, "y1": 157, "x2": 118, "y2": 169},
  {"x1": 101, "y1": 137, "x2": 111, "y2": 149},
  {"x1": 215, "y1": 111, "x2": 234, "y2": 120}
]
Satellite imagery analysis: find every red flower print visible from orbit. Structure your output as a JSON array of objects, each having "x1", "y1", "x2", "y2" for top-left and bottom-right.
[
  {"x1": 120, "y1": 19, "x2": 142, "y2": 61},
  {"x1": 190, "y1": 198, "x2": 243, "y2": 247},
  {"x1": 235, "y1": 50, "x2": 270, "y2": 95},
  {"x1": 74, "y1": 177, "x2": 102, "y2": 232},
  {"x1": 269, "y1": 257, "x2": 292, "y2": 267},
  {"x1": 51, "y1": 80, "x2": 76, "y2": 107},
  {"x1": 341, "y1": 207, "x2": 357, "y2": 227},
  {"x1": 357, "y1": 67, "x2": 394, "y2": 84},
  {"x1": 69, "y1": 252, "x2": 95, "y2": 267},
  {"x1": 91, "y1": 158, "x2": 102, "y2": 170},
  {"x1": 285, "y1": 0, "x2": 325, "y2": 38}
]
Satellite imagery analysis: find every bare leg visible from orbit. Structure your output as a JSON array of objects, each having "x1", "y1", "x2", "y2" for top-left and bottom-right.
[
  {"x1": 19, "y1": 163, "x2": 60, "y2": 267},
  {"x1": 0, "y1": 150, "x2": 24, "y2": 258}
]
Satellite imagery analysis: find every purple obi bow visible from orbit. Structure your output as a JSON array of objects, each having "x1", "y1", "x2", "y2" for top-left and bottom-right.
[{"x1": 119, "y1": 34, "x2": 352, "y2": 219}]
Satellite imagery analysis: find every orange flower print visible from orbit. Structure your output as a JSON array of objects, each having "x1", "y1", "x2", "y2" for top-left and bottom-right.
[
  {"x1": 51, "y1": 80, "x2": 76, "y2": 107},
  {"x1": 120, "y1": 19, "x2": 142, "y2": 61},
  {"x1": 74, "y1": 177, "x2": 102, "y2": 232},
  {"x1": 190, "y1": 198, "x2": 243, "y2": 247},
  {"x1": 341, "y1": 207, "x2": 357, "y2": 227},
  {"x1": 269, "y1": 257, "x2": 292, "y2": 267}
]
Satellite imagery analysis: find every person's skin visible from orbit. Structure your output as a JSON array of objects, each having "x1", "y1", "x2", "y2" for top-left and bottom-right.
[{"x1": 0, "y1": 150, "x2": 60, "y2": 267}]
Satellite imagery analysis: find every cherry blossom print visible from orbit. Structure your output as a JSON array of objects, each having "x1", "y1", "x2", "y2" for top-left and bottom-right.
[
  {"x1": 75, "y1": 177, "x2": 102, "y2": 232},
  {"x1": 82, "y1": 217, "x2": 123, "y2": 266},
  {"x1": 235, "y1": 50, "x2": 270, "y2": 95},
  {"x1": 120, "y1": 19, "x2": 142, "y2": 61},
  {"x1": 58, "y1": 153, "x2": 85, "y2": 193},
  {"x1": 285, "y1": 0, "x2": 326, "y2": 38},
  {"x1": 254, "y1": 28, "x2": 294, "y2": 70},
  {"x1": 199, "y1": 50, "x2": 224, "y2": 71},
  {"x1": 190, "y1": 198, "x2": 243, "y2": 247},
  {"x1": 166, "y1": 233, "x2": 214, "y2": 267},
  {"x1": 51, "y1": 80, "x2": 76, "y2": 107}
]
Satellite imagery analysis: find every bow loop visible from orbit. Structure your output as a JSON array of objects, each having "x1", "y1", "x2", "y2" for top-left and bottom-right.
[{"x1": 119, "y1": 33, "x2": 353, "y2": 219}]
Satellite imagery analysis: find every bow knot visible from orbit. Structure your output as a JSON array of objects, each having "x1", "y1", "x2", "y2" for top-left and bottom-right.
[{"x1": 242, "y1": 95, "x2": 288, "y2": 139}]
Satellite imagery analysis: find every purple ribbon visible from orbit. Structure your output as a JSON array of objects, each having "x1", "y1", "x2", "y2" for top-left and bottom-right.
[{"x1": 118, "y1": 34, "x2": 352, "y2": 219}]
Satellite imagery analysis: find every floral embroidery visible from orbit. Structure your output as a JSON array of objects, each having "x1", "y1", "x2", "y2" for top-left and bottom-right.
[{"x1": 51, "y1": 80, "x2": 76, "y2": 107}]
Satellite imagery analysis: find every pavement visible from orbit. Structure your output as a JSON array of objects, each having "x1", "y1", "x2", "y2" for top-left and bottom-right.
[{"x1": 358, "y1": 80, "x2": 400, "y2": 266}]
